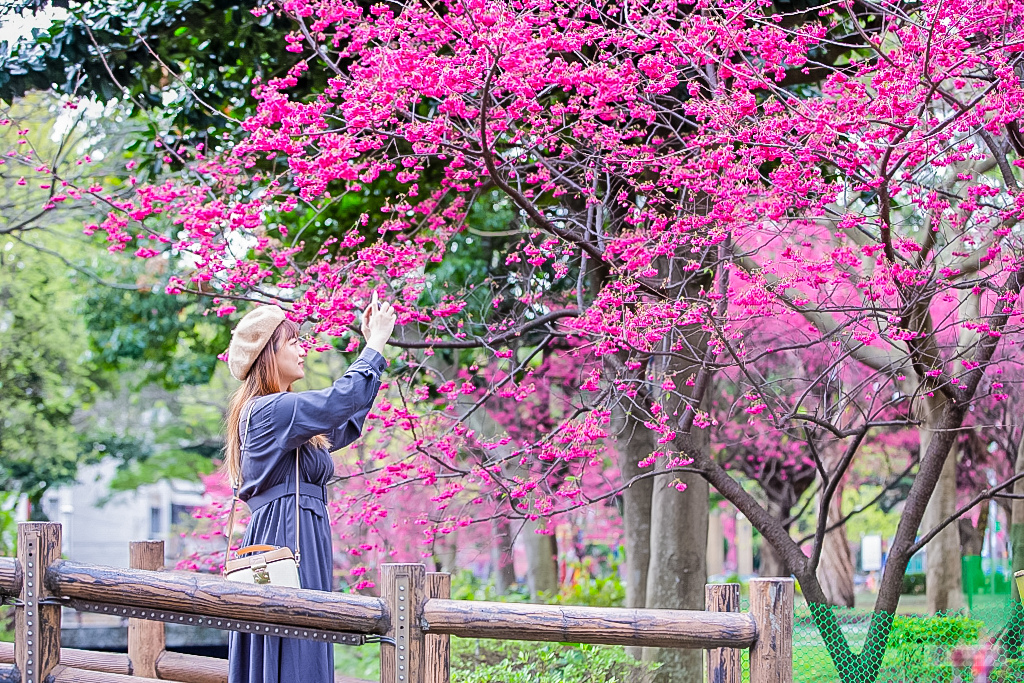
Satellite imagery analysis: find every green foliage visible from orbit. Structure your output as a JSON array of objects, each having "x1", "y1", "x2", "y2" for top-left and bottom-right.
[
  {"x1": 450, "y1": 561, "x2": 625, "y2": 608},
  {"x1": 1, "y1": 0, "x2": 307, "y2": 149},
  {"x1": 106, "y1": 449, "x2": 215, "y2": 493},
  {"x1": 450, "y1": 639, "x2": 656, "y2": 683},
  {"x1": 451, "y1": 569, "x2": 532, "y2": 603},
  {"x1": 557, "y1": 561, "x2": 626, "y2": 608},
  {"x1": 902, "y1": 573, "x2": 927, "y2": 595},
  {"x1": 0, "y1": 492, "x2": 17, "y2": 556},
  {"x1": 333, "y1": 642, "x2": 382, "y2": 680},
  {"x1": 334, "y1": 639, "x2": 656, "y2": 683},
  {"x1": 82, "y1": 286, "x2": 232, "y2": 389},
  {"x1": 887, "y1": 614, "x2": 982, "y2": 651},
  {"x1": 842, "y1": 484, "x2": 903, "y2": 544},
  {"x1": 0, "y1": 241, "x2": 97, "y2": 505},
  {"x1": 883, "y1": 615, "x2": 982, "y2": 683}
]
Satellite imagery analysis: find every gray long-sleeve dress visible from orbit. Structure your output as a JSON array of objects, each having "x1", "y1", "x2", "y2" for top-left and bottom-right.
[{"x1": 228, "y1": 348, "x2": 386, "y2": 683}]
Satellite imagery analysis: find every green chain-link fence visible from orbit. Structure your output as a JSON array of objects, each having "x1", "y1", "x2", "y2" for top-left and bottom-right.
[{"x1": 733, "y1": 593, "x2": 1024, "y2": 682}]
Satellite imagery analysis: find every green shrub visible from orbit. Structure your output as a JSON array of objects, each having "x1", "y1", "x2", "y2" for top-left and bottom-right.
[
  {"x1": 901, "y1": 573, "x2": 926, "y2": 595},
  {"x1": 450, "y1": 639, "x2": 656, "y2": 683},
  {"x1": 882, "y1": 614, "x2": 983, "y2": 683},
  {"x1": 450, "y1": 569, "x2": 532, "y2": 603},
  {"x1": 557, "y1": 561, "x2": 626, "y2": 607},
  {"x1": 449, "y1": 562, "x2": 626, "y2": 608}
]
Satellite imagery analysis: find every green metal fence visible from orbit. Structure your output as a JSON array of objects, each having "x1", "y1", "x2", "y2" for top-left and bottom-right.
[{"x1": 774, "y1": 596, "x2": 1024, "y2": 682}]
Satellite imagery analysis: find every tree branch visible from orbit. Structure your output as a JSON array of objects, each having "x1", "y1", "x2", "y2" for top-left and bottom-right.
[{"x1": 907, "y1": 470, "x2": 1024, "y2": 557}]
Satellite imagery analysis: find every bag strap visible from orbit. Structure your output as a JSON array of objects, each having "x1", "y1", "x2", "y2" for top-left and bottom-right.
[
  {"x1": 224, "y1": 399, "x2": 303, "y2": 567},
  {"x1": 294, "y1": 444, "x2": 301, "y2": 566}
]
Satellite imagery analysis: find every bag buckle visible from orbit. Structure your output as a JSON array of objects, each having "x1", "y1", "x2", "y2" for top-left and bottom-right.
[{"x1": 251, "y1": 555, "x2": 271, "y2": 585}]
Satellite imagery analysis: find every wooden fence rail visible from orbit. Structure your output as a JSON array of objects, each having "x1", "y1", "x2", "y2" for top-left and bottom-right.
[{"x1": 0, "y1": 522, "x2": 794, "y2": 683}]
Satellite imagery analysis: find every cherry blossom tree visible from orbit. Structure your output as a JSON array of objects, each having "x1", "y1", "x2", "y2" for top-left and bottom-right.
[{"x1": 36, "y1": 0, "x2": 1024, "y2": 679}]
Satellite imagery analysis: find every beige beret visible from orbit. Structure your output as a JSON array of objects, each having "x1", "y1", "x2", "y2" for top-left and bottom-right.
[{"x1": 228, "y1": 305, "x2": 287, "y2": 381}]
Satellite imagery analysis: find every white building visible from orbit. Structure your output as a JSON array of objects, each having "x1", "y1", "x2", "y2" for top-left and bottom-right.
[{"x1": 40, "y1": 458, "x2": 209, "y2": 567}]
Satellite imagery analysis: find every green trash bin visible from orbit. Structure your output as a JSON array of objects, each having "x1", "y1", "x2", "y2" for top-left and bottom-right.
[{"x1": 1016, "y1": 569, "x2": 1024, "y2": 599}]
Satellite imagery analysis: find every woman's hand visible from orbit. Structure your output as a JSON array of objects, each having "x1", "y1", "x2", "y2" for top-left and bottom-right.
[{"x1": 362, "y1": 291, "x2": 397, "y2": 354}]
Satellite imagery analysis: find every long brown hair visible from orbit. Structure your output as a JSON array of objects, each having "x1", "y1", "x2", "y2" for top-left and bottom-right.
[{"x1": 223, "y1": 320, "x2": 329, "y2": 489}]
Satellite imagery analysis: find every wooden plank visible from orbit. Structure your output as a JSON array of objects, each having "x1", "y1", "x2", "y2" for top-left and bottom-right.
[
  {"x1": 748, "y1": 578, "x2": 794, "y2": 683},
  {"x1": 380, "y1": 564, "x2": 426, "y2": 683},
  {"x1": 157, "y1": 652, "x2": 371, "y2": 683},
  {"x1": 0, "y1": 642, "x2": 131, "y2": 675},
  {"x1": 422, "y1": 599, "x2": 757, "y2": 649},
  {"x1": 425, "y1": 573, "x2": 451, "y2": 683},
  {"x1": 50, "y1": 664, "x2": 163, "y2": 682},
  {"x1": 3, "y1": 643, "x2": 369, "y2": 683},
  {"x1": 46, "y1": 560, "x2": 387, "y2": 635},
  {"x1": 16, "y1": 522, "x2": 62, "y2": 683},
  {"x1": 0, "y1": 557, "x2": 20, "y2": 598},
  {"x1": 156, "y1": 650, "x2": 227, "y2": 683},
  {"x1": 129, "y1": 541, "x2": 166, "y2": 678},
  {"x1": 706, "y1": 584, "x2": 742, "y2": 683}
]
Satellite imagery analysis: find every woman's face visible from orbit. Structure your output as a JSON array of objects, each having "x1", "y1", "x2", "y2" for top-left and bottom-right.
[{"x1": 274, "y1": 336, "x2": 306, "y2": 389}]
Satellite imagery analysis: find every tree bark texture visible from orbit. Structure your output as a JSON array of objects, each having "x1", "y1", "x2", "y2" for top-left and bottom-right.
[
  {"x1": 817, "y1": 492, "x2": 855, "y2": 608},
  {"x1": 817, "y1": 448, "x2": 854, "y2": 607},
  {"x1": 611, "y1": 400, "x2": 655, "y2": 659},
  {"x1": 1012, "y1": 436, "x2": 1024, "y2": 602},
  {"x1": 491, "y1": 517, "x2": 517, "y2": 594},
  {"x1": 524, "y1": 520, "x2": 559, "y2": 600},
  {"x1": 1004, "y1": 434, "x2": 1024, "y2": 657},
  {"x1": 920, "y1": 395, "x2": 964, "y2": 613},
  {"x1": 758, "y1": 499, "x2": 790, "y2": 578},
  {"x1": 641, "y1": 469, "x2": 708, "y2": 682}
]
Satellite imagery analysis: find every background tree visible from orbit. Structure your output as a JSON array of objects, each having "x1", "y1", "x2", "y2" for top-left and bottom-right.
[{"x1": 8, "y1": 2, "x2": 1024, "y2": 682}]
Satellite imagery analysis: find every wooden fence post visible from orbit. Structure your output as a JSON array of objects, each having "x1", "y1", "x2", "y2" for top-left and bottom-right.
[
  {"x1": 380, "y1": 564, "x2": 426, "y2": 683},
  {"x1": 424, "y1": 572, "x2": 450, "y2": 683},
  {"x1": 15, "y1": 522, "x2": 62, "y2": 683},
  {"x1": 706, "y1": 584, "x2": 742, "y2": 683},
  {"x1": 748, "y1": 578, "x2": 794, "y2": 683},
  {"x1": 128, "y1": 541, "x2": 166, "y2": 677}
]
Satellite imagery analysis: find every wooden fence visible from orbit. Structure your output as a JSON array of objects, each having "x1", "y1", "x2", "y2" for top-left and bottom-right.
[{"x1": 0, "y1": 522, "x2": 794, "y2": 683}]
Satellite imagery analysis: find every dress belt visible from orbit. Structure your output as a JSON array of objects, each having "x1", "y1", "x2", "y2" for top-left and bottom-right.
[{"x1": 246, "y1": 481, "x2": 327, "y2": 511}]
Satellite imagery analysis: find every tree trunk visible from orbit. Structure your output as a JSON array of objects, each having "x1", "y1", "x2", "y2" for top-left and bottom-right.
[
  {"x1": 611, "y1": 400, "x2": 655, "y2": 659},
  {"x1": 433, "y1": 530, "x2": 458, "y2": 574},
  {"x1": 641, "y1": 468, "x2": 708, "y2": 682},
  {"x1": 1013, "y1": 436, "x2": 1024, "y2": 601},
  {"x1": 818, "y1": 448, "x2": 855, "y2": 607},
  {"x1": 707, "y1": 508, "x2": 724, "y2": 577},
  {"x1": 818, "y1": 492, "x2": 855, "y2": 607},
  {"x1": 758, "y1": 499, "x2": 791, "y2": 577},
  {"x1": 1004, "y1": 434, "x2": 1024, "y2": 657},
  {"x1": 921, "y1": 395, "x2": 964, "y2": 614},
  {"x1": 491, "y1": 516, "x2": 517, "y2": 594},
  {"x1": 524, "y1": 520, "x2": 559, "y2": 600}
]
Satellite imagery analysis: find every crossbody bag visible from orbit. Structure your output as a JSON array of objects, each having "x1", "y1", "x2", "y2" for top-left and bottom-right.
[{"x1": 223, "y1": 399, "x2": 302, "y2": 588}]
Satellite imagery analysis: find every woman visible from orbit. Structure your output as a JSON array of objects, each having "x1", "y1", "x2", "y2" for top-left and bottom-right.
[{"x1": 223, "y1": 294, "x2": 396, "y2": 683}]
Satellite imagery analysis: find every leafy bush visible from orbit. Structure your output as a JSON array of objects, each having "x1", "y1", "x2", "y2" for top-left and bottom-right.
[
  {"x1": 450, "y1": 639, "x2": 656, "y2": 683},
  {"x1": 882, "y1": 614, "x2": 983, "y2": 683},
  {"x1": 557, "y1": 561, "x2": 626, "y2": 607},
  {"x1": 901, "y1": 573, "x2": 926, "y2": 595},
  {"x1": 450, "y1": 570, "x2": 532, "y2": 603},
  {"x1": 449, "y1": 561, "x2": 626, "y2": 608}
]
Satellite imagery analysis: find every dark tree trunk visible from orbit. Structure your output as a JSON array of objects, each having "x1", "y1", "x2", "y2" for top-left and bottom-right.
[
  {"x1": 758, "y1": 499, "x2": 791, "y2": 577},
  {"x1": 920, "y1": 395, "x2": 964, "y2": 613},
  {"x1": 611, "y1": 398, "x2": 655, "y2": 659},
  {"x1": 491, "y1": 516, "x2": 517, "y2": 593}
]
